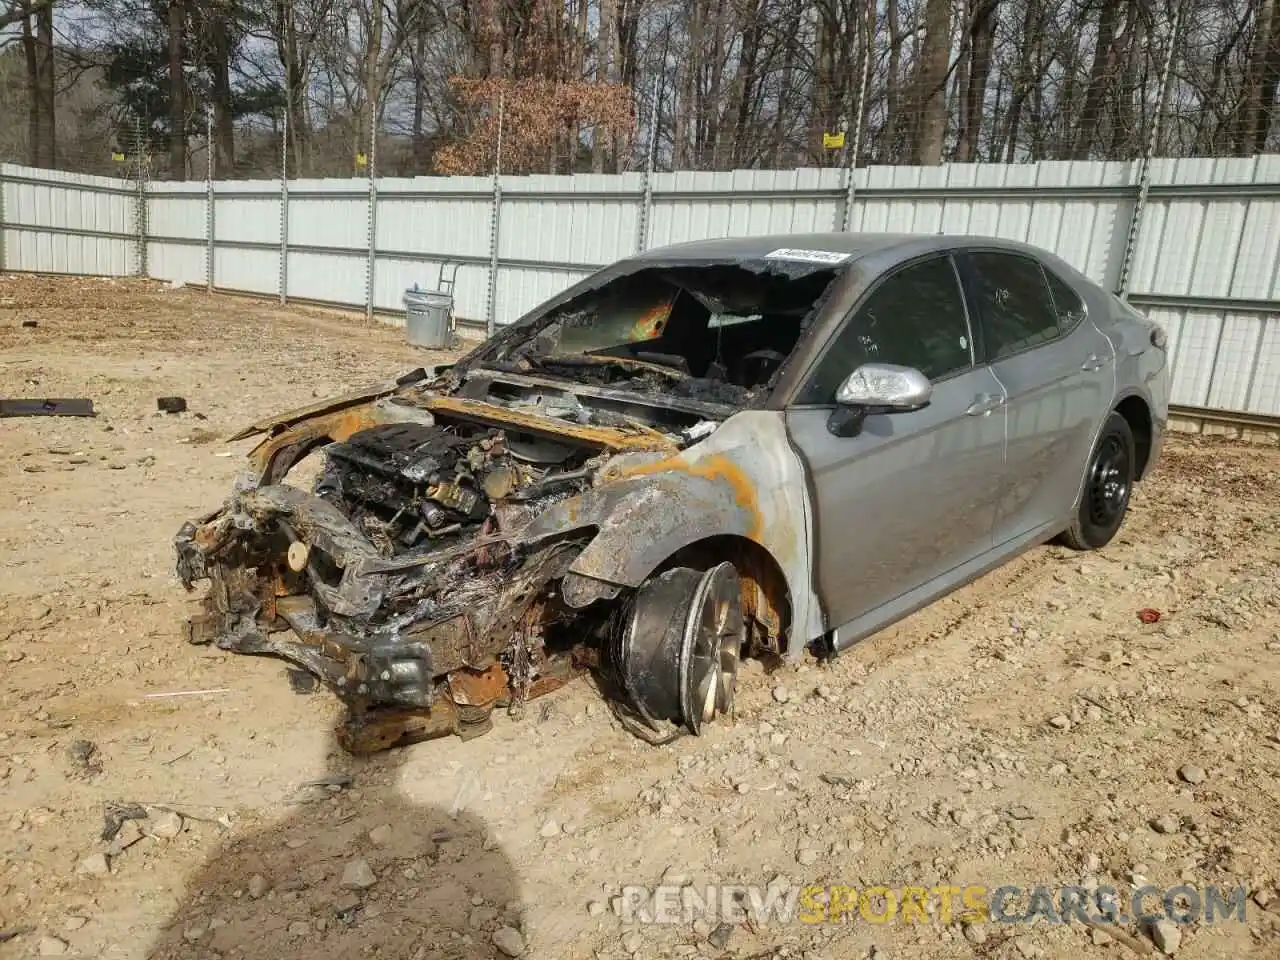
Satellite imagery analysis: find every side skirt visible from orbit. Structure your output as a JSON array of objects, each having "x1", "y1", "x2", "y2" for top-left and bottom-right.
[{"x1": 829, "y1": 519, "x2": 1062, "y2": 654}]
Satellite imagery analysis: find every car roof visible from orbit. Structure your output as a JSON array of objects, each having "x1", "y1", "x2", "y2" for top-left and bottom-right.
[{"x1": 631, "y1": 232, "x2": 1048, "y2": 266}]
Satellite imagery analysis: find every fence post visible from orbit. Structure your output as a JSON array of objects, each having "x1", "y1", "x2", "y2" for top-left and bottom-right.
[
  {"x1": 279, "y1": 106, "x2": 289, "y2": 305},
  {"x1": 1116, "y1": 3, "x2": 1182, "y2": 301},
  {"x1": 839, "y1": 7, "x2": 873, "y2": 233},
  {"x1": 365, "y1": 103, "x2": 378, "y2": 320},
  {"x1": 0, "y1": 165, "x2": 7, "y2": 274},
  {"x1": 485, "y1": 91, "x2": 505, "y2": 337},
  {"x1": 205, "y1": 107, "x2": 215, "y2": 292},
  {"x1": 635, "y1": 77, "x2": 659, "y2": 254},
  {"x1": 134, "y1": 118, "x2": 149, "y2": 278}
]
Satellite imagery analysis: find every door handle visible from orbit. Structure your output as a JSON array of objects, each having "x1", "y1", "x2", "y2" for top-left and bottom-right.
[
  {"x1": 1082, "y1": 354, "x2": 1105, "y2": 372},
  {"x1": 966, "y1": 394, "x2": 1005, "y2": 416}
]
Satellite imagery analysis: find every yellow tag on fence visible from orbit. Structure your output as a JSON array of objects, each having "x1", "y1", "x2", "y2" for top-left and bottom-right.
[
  {"x1": 355, "y1": 153, "x2": 368, "y2": 168},
  {"x1": 822, "y1": 131, "x2": 846, "y2": 149}
]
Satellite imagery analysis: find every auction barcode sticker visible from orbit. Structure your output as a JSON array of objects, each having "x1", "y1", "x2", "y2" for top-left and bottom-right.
[{"x1": 763, "y1": 248, "x2": 851, "y2": 265}]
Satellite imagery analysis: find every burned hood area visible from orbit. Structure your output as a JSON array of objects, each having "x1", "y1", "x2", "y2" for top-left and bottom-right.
[{"x1": 174, "y1": 258, "x2": 838, "y2": 753}]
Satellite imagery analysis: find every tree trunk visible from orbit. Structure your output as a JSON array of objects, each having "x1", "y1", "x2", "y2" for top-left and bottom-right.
[
  {"x1": 703, "y1": 0, "x2": 726, "y2": 167},
  {"x1": 1073, "y1": 0, "x2": 1118, "y2": 159},
  {"x1": 729, "y1": 0, "x2": 761, "y2": 167},
  {"x1": 885, "y1": 0, "x2": 903, "y2": 160},
  {"x1": 810, "y1": 3, "x2": 836, "y2": 162},
  {"x1": 412, "y1": 19, "x2": 428, "y2": 169},
  {"x1": 1260, "y1": 4, "x2": 1280, "y2": 153},
  {"x1": 34, "y1": 0, "x2": 54, "y2": 167},
  {"x1": 362, "y1": 0, "x2": 384, "y2": 172},
  {"x1": 167, "y1": 0, "x2": 186, "y2": 179},
  {"x1": 208, "y1": 12, "x2": 235, "y2": 176},
  {"x1": 593, "y1": 0, "x2": 617, "y2": 172},
  {"x1": 1241, "y1": 0, "x2": 1277, "y2": 154},
  {"x1": 956, "y1": 0, "x2": 998, "y2": 162},
  {"x1": 912, "y1": 0, "x2": 951, "y2": 164},
  {"x1": 768, "y1": 1, "x2": 800, "y2": 166},
  {"x1": 21, "y1": 4, "x2": 37, "y2": 167},
  {"x1": 274, "y1": 0, "x2": 309, "y2": 175},
  {"x1": 1111, "y1": 0, "x2": 1143, "y2": 159},
  {"x1": 1003, "y1": 0, "x2": 1037, "y2": 162}
]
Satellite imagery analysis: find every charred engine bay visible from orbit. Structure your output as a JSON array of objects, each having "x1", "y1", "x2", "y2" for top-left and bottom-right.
[
  {"x1": 318, "y1": 374, "x2": 715, "y2": 556},
  {"x1": 177, "y1": 374, "x2": 721, "y2": 753},
  {"x1": 317, "y1": 421, "x2": 586, "y2": 554}
]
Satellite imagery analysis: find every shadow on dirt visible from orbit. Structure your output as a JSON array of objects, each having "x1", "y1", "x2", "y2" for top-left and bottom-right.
[{"x1": 143, "y1": 738, "x2": 524, "y2": 960}]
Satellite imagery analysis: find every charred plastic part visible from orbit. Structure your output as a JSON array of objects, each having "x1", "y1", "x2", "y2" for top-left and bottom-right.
[{"x1": 610, "y1": 563, "x2": 744, "y2": 737}]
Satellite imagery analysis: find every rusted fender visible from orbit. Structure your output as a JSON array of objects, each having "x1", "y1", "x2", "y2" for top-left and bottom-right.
[{"x1": 522, "y1": 412, "x2": 826, "y2": 648}]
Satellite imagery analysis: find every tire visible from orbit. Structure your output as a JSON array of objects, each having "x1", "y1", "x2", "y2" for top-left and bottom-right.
[{"x1": 1060, "y1": 412, "x2": 1135, "y2": 551}]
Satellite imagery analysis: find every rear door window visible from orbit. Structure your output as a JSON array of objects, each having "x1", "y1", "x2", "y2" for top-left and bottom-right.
[
  {"x1": 1042, "y1": 268, "x2": 1088, "y2": 332},
  {"x1": 965, "y1": 252, "x2": 1061, "y2": 360}
]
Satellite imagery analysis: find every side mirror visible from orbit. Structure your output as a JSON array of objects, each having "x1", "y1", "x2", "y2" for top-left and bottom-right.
[{"x1": 828, "y1": 363, "x2": 932, "y2": 438}]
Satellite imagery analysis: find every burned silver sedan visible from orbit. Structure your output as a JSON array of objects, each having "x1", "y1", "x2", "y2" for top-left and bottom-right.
[{"x1": 175, "y1": 233, "x2": 1169, "y2": 752}]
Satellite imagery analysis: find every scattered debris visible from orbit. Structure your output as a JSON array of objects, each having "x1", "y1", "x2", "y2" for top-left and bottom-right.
[
  {"x1": 286, "y1": 668, "x2": 318, "y2": 694},
  {"x1": 1150, "y1": 814, "x2": 1180, "y2": 835},
  {"x1": 302, "y1": 772, "x2": 354, "y2": 789},
  {"x1": 75, "y1": 853, "x2": 110, "y2": 876},
  {"x1": 819, "y1": 773, "x2": 857, "y2": 788},
  {"x1": 21, "y1": 319, "x2": 37, "y2": 328},
  {"x1": 340, "y1": 858, "x2": 377, "y2": 890},
  {"x1": 141, "y1": 688, "x2": 231, "y2": 700},
  {"x1": 0, "y1": 926, "x2": 34, "y2": 944},
  {"x1": 1149, "y1": 917, "x2": 1182, "y2": 955},
  {"x1": 100, "y1": 802, "x2": 147, "y2": 841},
  {"x1": 247, "y1": 874, "x2": 269, "y2": 899},
  {"x1": 143, "y1": 809, "x2": 184, "y2": 839},
  {"x1": 492, "y1": 926, "x2": 526, "y2": 957},
  {"x1": 0, "y1": 398, "x2": 95, "y2": 418},
  {"x1": 1177, "y1": 764, "x2": 1207, "y2": 785},
  {"x1": 106, "y1": 819, "x2": 144, "y2": 855},
  {"x1": 707, "y1": 922, "x2": 734, "y2": 950},
  {"x1": 66, "y1": 739, "x2": 101, "y2": 778},
  {"x1": 1138, "y1": 608, "x2": 1162, "y2": 624},
  {"x1": 37, "y1": 935, "x2": 68, "y2": 956},
  {"x1": 157, "y1": 396, "x2": 188, "y2": 414}
]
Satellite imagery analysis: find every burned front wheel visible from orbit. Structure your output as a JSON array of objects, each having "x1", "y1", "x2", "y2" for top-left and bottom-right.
[{"x1": 609, "y1": 563, "x2": 745, "y2": 739}]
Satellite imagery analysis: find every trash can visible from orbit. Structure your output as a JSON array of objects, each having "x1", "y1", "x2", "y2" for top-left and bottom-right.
[{"x1": 404, "y1": 287, "x2": 453, "y2": 348}]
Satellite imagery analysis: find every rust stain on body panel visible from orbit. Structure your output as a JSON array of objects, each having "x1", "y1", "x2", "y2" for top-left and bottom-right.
[{"x1": 617, "y1": 453, "x2": 764, "y2": 540}]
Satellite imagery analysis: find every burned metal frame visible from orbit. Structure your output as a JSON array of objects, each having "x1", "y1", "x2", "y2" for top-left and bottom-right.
[{"x1": 174, "y1": 244, "x2": 872, "y2": 753}]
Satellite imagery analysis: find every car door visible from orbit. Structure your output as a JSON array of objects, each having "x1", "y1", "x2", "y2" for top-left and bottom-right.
[
  {"x1": 784, "y1": 254, "x2": 1007, "y2": 635},
  {"x1": 959, "y1": 251, "x2": 1115, "y2": 547}
]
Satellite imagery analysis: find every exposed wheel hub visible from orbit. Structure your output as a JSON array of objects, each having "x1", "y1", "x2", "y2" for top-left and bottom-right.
[{"x1": 1087, "y1": 435, "x2": 1131, "y2": 527}]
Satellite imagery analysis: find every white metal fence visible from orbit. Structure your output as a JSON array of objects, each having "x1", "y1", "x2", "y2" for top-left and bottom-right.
[{"x1": 2, "y1": 158, "x2": 1279, "y2": 419}]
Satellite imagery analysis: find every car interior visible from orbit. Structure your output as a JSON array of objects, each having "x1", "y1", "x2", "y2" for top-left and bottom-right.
[{"x1": 525, "y1": 266, "x2": 839, "y2": 391}]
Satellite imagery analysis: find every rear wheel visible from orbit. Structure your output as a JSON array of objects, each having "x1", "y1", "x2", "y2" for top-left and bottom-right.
[{"x1": 1061, "y1": 412, "x2": 1135, "y2": 551}]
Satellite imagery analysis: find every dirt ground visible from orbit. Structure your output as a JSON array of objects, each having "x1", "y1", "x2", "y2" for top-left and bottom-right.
[{"x1": 1, "y1": 275, "x2": 1278, "y2": 960}]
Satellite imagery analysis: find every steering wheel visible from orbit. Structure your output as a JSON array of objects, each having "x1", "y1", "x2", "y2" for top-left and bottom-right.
[{"x1": 737, "y1": 349, "x2": 787, "y2": 388}]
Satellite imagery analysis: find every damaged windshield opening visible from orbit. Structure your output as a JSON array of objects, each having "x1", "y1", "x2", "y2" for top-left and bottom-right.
[{"x1": 482, "y1": 264, "x2": 839, "y2": 407}]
